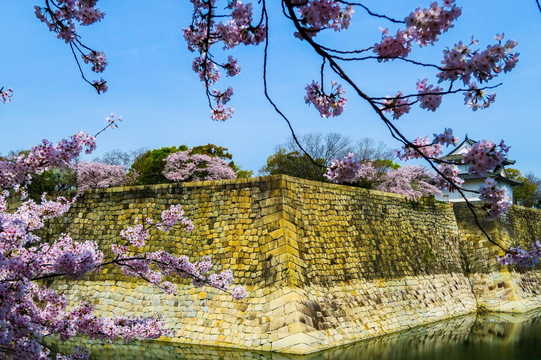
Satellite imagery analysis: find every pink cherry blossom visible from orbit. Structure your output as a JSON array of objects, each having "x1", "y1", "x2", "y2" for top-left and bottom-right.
[
  {"x1": 462, "y1": 139, "x2": 509, "y2": 177},
  {"x1": 464, "y1": 82, "x2": 496, "y2": 111},
  {"x1": 381, "y1": 91, "x2": 411, "y2": 119},
  {"x1": 324, "y1": 152, "x2": 361, "y2": 183},
  {"x1": 405, "y1": 1, "x2": 461, "y2": 46},
  {"x1": 434, "y1": 163, "x2": 463, "y2": 192},
  {"x1": 416, "y1": 79, "x2": 443, "y2": 112},
  {"x1": 397, "y1": 136, "x2": 443, "y2": 161},
  {"x1": 478, "y1": 178, "x2": 512, "y2": 218},
  {"x1": 293, "y1": 0, "x2": 354, "y2": 38},
  {"x1": 433, "y1": 128, "x2": 459, "y2": 147},
  {"x1": 374, "y1": 30, "x2": 412, "y2": 60},
  {"x1": 183, "y1": 0, "x2": 266, "y2": 120},
  {"x1": 497, "y1": 241, "x2": 541, "y2": 267},
  {"x1": 437, "y1": 34, "x2": 518, "y2": 85},
  {"x1": 1, "y1": 87, "x2": 13, "y2": 103},
  {"x1": 82, "y1": 51, "x2": 107, "y2": 73},
  {"x1": 0, "y1": 130, "x2": 245, "y2": 359},
  {"x1": 211, "y1": 105, "x2": 235, "y2": 121},
  {"x1": 305, "y1": 81, "x2": 347, "y2": 118}
]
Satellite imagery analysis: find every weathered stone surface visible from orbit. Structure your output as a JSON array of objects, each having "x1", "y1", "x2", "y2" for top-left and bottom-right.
[{"x1": 38, "y1": 175, "x2": 541, "y2": 353}]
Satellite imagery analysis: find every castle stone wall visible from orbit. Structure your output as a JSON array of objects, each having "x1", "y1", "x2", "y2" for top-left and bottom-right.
[{"x1": 40, "y1": 175, "x2": 541, "y2": 353}]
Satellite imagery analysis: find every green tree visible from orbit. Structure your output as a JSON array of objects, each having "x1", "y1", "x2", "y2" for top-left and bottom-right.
[
  {"x1": 506, "y1": 168, "x2": 540, "y2": 208},
  {"x1": 26, "y1": 168, "x2": 77, "y2": 199},
  {"x1": 260, "y1": 149, "x2": 327, "y2": 181}
]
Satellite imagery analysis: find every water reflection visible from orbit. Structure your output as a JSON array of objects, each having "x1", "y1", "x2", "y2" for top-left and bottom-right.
[{"x1": 46, "y1": 310, "x2": 541, "y2": 360}]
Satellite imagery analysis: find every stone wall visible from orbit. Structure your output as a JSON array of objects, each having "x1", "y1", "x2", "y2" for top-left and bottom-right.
[
  {"x1": 40, "y1": 175, "x2": 541, "y2": 354},
  {"x1": 453, "y1": 203, "x2": 541, "y2": 312}
]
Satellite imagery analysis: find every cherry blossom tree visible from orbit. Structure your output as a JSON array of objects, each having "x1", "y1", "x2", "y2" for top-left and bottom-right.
[
  {"x1": 163, "y1": 151, "x2": 237, "y2": 182},
  {"x1": 0, "y1": 125, "x2": 246, "y2": 359},
  {"x1": 74, "y1": 161, "x2": 129, "y2": 194},
  {"x1": 375, "y1": 165, "x2": 441, "y2": 201}
]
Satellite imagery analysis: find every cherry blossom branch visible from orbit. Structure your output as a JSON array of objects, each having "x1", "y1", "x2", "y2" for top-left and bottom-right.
[
  {"x1": 36, "y1": 0, "x2": 108, "y2": 93},
  {"x1": 330, "y1": 54, "x2": 457, "y2": 71},
  {"x1": 318, "y1": 44, "x2": 374, "y2": 54},
  {"x1": 283, "y1": 0, "x2": 511, "y2": 252},
  {"x1": 370, "y1": 83, "x2": 502, "y2": 101}
]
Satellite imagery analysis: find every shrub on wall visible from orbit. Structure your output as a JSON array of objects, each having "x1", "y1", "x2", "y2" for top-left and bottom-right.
[
  {"x1": 130, "y1": 146, "x2": 187, "y2": 185},
  {"x1": 131, "y1": 144, "x2": 250, "y2": 185}
]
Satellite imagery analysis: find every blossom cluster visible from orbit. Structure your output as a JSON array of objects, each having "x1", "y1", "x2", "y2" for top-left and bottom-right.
[
  {"x1": 438, "y1": 34, "x2": 519, "y2": 85},
  {"x1": 0, "y1": 131, "x2": 96, "y2": 190},
  {"x1": 292, "y1": 0, "x2": 354, "y2": 38},
  {"x1": 374, "y1": 1, "x2": 461, "y2": 60},
  {"x1": 305, "y1": 81, "x2": 347, "y2": 118},
  {"x1": 156, "y1": 204, "x2": 194, "y2": 232},
  {"x1": 116, "y1": 205, "x2": 241, "y2": 297},
  {"x1": 13, "y1": 193, "x2": 72, "y2": 232},
  {"x1": 416, "y1": 79, "x2": 443, "y2": 112},
  {"x1": 462, "y1": 139, "x2": 509, "y2": 177},
  {"x1": 1, "y1": 87, "x2": 13, "y2": 103},
  {"x1": 374, "y1": 5, "x2": 517, "y2": 117},
  {"x1": 463, "y1": 82, "x2": 496, "y2": 111},
  {"x1": 114, "y1": 244, "x2": 246, "y2": 300},
  {"x1": 433, "y1": 128, "x2": 459, "y2": 147},
  {"x1": 396, "y1": 136, "x2": 443, "y2": 161},
  {"x1": 381, "y1": 91, "x2": 411, "y2": 120},
  {"x1": 183, "y1": 0, "x2": 266, "y2": 120},
  {"x1": 434, "y1": 163, "x2": 463, "y2": 192},
  {"x1": 163, "y1": 151, "x2": 237, "y2": 182},
  {"x1": 498, "y1": 241, "x2": 541, "y2": 267},
  {"x1": 120, "y1": 218, "x2": 149, "y2": 248},
  {"x1": 82, "y1": 50, "x2": 107, "y2": 73},
  {"x1": 324, "y1": 153, "x2": 361, "y2": 183},
  {"x1": 405, "y1": 1, "x2": 462, "y2": 46},
  {"x1": 478, "y1": 178, "x2": 511, "y2": 218},
  {"x1": 396, "y1": 129, "x2": 458, "y2": 162},
  {"x1": 34, "y1": 0, "x2": 104, "y2": 43},
  {"x1": 374, "y1": 29, "x2": 412, "y2": 60},
  {"x1": 357, "y1": 162, "x2": 379, "y2": 183}
]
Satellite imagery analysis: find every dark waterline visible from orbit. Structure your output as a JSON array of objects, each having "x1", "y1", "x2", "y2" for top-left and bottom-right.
[{"x1": 47, "y1": 310, "x2": 541, "y2": 360}]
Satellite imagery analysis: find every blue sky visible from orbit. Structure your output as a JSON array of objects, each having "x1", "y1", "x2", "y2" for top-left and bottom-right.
[{"x1": 1, "y1": 1, "x2": 540, "y2": 175}]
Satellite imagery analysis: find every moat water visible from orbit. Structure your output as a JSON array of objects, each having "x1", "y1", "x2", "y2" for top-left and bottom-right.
[{"x1": 47, "y1": 310, "x2": 541, "y2": 360}]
